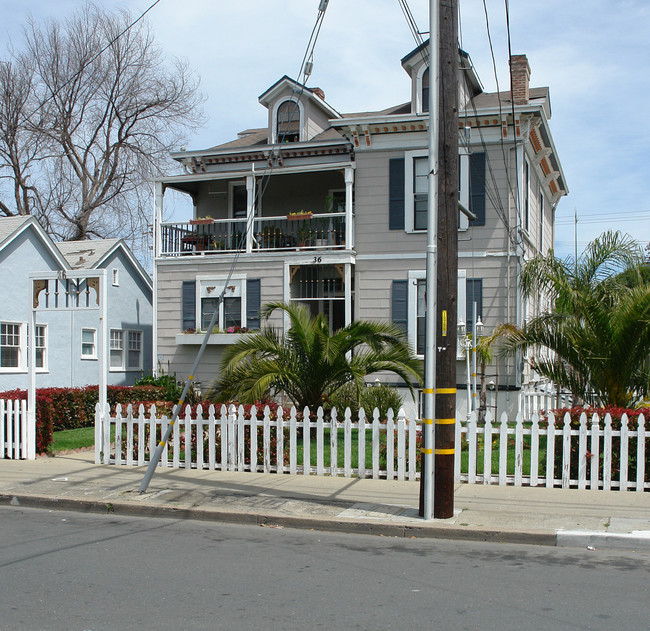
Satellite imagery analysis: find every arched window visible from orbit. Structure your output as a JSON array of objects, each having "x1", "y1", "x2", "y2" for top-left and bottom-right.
[
  {"x1": 421, "y1": 67, "x2": 429, "y2": 113},
  {"x1": 276, "y1": 100, "x2": 301, "y2": 143}
]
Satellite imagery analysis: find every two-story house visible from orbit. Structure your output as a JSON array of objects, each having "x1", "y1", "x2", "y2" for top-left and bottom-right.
[{"x1": 152, "y1": 42, "x2": 567, "y2": 416}]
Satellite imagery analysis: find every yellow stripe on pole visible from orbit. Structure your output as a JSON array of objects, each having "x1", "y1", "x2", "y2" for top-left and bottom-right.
[
  {"x1": 421, "y1": 448, "x2": 433, "y2": 454},
  {"x1": 435, "y1": 448, "x2": 455, "y2": 455},
  {"x1": 422, "y1": 418, "x2": 434, "y2": 425},
  {"x1": 423, "y1": 388, "x2": 434, "y2": 394},
  {"x1": 436, "y1": 387, "x2": 456, "y2": 394},
  {"x1": 435, "y1": 418, "x2": 455, "y2": 425},
  {"x1": 159, "y1": 440, "x2": 166, "y2": 447},
  {"x1": 188, "y1": 375, "x2": 194, "y2": 380}
]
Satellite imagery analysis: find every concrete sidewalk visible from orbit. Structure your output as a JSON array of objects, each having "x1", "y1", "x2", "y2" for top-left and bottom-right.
[{"x1": 1, "y1": 451, "x2": 649, "y2": 550}]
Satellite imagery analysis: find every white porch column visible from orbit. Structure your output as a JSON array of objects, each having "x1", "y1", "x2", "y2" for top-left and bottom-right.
[
  {"x1": 26, "y1": 295, "x2": 36, "y2": 459},
  {"x1": 344, "y1": 262, "x2": 352, "y2": 326},
  {"x1": 245, "y1": 168, "x2": 256, "y2": 253},
  {"x1": 154, "y1": 181, "x2": 164, "y2": 258},
  {"x1": 344, "y1": 166, "x2": 354, "y2": 249}
]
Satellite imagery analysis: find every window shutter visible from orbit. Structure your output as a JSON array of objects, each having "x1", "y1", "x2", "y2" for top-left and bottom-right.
[
  {"x1": 466, "y1": 279, "x2": 483, "y2": 331},
  {"x1": 389, "y1": 158, "x2": 405, "y2": 230},
  {"x1": 182, "y1": 281, "x2": 196, "y2": 330},
  {"x1": 391, "y1": 280, "x2": 408, "y2": 332},
  {"x1": 469, "y1": 152, "x2": 486, "y2": 226},
  {"x1": 246, "y1": 278, "x2": 261, "y2": 330}
]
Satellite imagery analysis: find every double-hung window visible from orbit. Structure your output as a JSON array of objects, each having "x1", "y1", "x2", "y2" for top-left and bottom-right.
[
  {"x1": 1, "y1": 323, "x2": 22, "y2": 369},
  {"x1": 198, "y1": 276, "x2": 245, "y2": 331},
  {"x1": 109, "y1": 329, "x2": 143, "y2": 370},
  {"x1": 81, "y1": 328, "x2": 96, "y2": 359},
  {"x1": 35, "y1": 325, "x2": 47, "y2": 369},
  {"x1": 110, "y1": 329, "x2": 124, "y2": 369}
]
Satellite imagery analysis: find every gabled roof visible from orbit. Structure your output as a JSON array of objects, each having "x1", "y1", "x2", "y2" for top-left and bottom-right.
[
  {"x1": 258, "y1": 75, "x2": 341, "y2": 119},
  {"x1": 56, "y1": 238, "x2": 152, "y2": 290},
  {"x1": 0, "y1": 215, "x2": 70, "y2": 269},
  {"x1": 56, "y1": 239, "x2": 121, "y2": 269}
]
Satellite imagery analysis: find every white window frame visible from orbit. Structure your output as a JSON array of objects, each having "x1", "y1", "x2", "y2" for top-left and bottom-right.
[
  {"x1": 458, "y1": 148, "x2": 470, "y2": 231},
  {"x1": 109, "y1": 329, "x2": 143, "y2": 371},
  {"x1": 405, "y1": 149, "x2": 471, "y2": 233},
  {"x1": 272, "y1": 98, "x2": 304, "y2": 144},
  {"x1": 0, "y1": 321, "x2": 27, "y2": 373},
  {"x1": 415, "y1": 64, "x2": 429, "y2": 114},
  {"x1": 407, "y1": 270, "x2": 466, "y2": 360},
  {"x1": 228, "y1": 180, "x2": 248, "y2": 219},
  {"x1": 404, "y1": 150, "x2": 428, "y2": 233},
  {"x1": 196, "y1": 274, "x2": 247, "y2": 332},
  {"x1": 81, "y1": 327, "x2": 97, "y2": 360},
  {"x1": 112, "y1": 268, "x2": 119, "y2": 287},
  {"x1": 109, "y1": 329, "x2": 124, "y2": 370},
  {"x1": 127, "y1": 330, "x2": 143, "y2": 371},
  {"x1": 35, "y1": 324, "x2": 47, "y2": 372}
]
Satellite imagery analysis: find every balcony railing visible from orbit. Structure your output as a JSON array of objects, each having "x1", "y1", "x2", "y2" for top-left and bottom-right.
[{"x1": 159, "y1": 213, "x2": 348, "y2": 257}]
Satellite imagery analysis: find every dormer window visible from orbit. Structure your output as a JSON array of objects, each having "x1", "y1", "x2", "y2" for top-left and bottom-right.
[
  {"x1": 421, "y1": 67, "x2": 429, "y2": 113},
  {"x1": 276, "y1": 100, "x2": 301, "y2": 143}
]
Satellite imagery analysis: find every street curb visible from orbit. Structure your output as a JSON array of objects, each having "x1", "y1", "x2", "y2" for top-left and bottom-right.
[
  {"x1": 556, "y1": 529, "x2": 650, "y2": 551},
  {"x1": 0, "y1": 492, "x2": 556, "y2": 547}
]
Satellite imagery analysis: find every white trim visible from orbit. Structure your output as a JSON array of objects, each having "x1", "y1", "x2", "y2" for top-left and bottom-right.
[
  {"x1": 0, "y1": 321, "x2": 27, "y2": 373},
  {"x1": 357, "y1": 251, "x2": 511, "y2": 261},
  {"x1": 415, "y1": 64, "x2": 429, "y2": 115},
  {"x1": 404, "y1": 149, "x2": 429, "y2": 234},
  {"x1": 405, "y1": 270, "x2": 467, "y2": 360},
  {"x1": 34, "y1": 324, "x2": 47, "y2": 372},
  {"x1": 407, "y1": 270, "x2": 425, "y2": 357},
  {"x1": 195, "y1": 274, "x2": 247, "y2": 331},
  {"x1": 228, "y1": 180, "x2": 247, "y2": 219},
  {"x1": 112, "y1": 268, "x2": 119, "y2": 286},
  {"x1": 81, "y1": 327, "x2": 97, "y2": 360},
  {"x1": 272, "y1": 99, "x2": 304, "y2": 144}
]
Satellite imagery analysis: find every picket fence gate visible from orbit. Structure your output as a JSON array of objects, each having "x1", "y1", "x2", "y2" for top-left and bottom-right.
[
  {"x1": 95, "y1": 404, "x2": 649, "y2": 491},
  {"x1": 0, "y1": 399, "x2": 29, "y2": 459}
]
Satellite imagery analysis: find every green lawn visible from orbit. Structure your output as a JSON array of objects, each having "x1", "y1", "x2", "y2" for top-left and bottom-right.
[
  {"x1": 50, "y1": 425, "x2": 548, "y2": 477},
  {"x1": 50, "y1": 427, "x2": 95, "y2": 453}
]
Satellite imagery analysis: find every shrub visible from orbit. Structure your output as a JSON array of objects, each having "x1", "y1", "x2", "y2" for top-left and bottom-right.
[
  {"x1": 546, "y1": 406, "x2": 650, "y2": 485},
  {"x1": 0, "y1": 390, "x2": 55, "y2": 454},
  {"x1": 327, "y1": 382, "x2": 403, "y2": 421}
]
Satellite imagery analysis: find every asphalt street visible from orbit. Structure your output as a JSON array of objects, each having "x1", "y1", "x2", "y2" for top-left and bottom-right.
[{"x1": 1, "y1": 506, "x2": 649, "y2": 630}]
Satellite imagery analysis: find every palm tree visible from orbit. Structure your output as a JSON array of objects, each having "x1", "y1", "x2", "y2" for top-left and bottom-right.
[
  {"x1": 207, "y1": 301, "x2": 423, "y2": 410},
  {"x1": 500, "y1": 231, "x2": 650, "y2": 407}
]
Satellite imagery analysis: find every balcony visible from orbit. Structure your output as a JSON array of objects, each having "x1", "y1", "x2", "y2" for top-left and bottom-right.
[{"x1": 159, "y1": 212, "x2": 349, "y2": 257}]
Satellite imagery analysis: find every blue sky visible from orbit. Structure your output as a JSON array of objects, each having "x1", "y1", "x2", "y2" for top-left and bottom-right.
[{"x1": 1, "y1": 0, "x2": 648, "y2": 260}]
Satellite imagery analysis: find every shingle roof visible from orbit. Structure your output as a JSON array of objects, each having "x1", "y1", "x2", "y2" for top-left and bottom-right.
[
  {"x1": 0, "y1": 215, "x2": 31, "y2": 247},
  {"x1": 55, "y1": 239, "x2": 121, "y2": 269}
]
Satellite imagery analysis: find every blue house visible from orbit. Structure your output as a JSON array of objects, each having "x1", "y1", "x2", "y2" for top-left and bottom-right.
[{"x1": 0, "y1": 216, "x2": 153, "y2": 390}]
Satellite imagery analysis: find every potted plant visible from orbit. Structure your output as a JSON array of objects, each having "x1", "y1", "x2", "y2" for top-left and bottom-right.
[
  {"x1": 287, "y1": 211, "x2": 312, "y2": 221},
  {"x1": 190, "y1": 215, "x2": 214, "y2": 225}
]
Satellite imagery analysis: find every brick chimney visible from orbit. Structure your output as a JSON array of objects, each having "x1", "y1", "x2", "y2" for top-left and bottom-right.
[
  {"x1": 311, "y1": 87, "x2": 325, "y2": 101},
  {"x1": 509, "y1": 55, "x2": 531, "y2": 105}
]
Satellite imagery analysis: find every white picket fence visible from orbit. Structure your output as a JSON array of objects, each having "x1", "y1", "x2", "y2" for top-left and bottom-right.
[
  {"x1": 96, "y1": 403, "x2": 649, "y2": 491},
  {"x1": 1, "y1": 399, "x2": 29, "y2": 459}
]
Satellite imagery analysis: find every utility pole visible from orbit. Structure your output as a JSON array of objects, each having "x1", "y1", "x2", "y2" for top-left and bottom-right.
[
  {"x1": 433, "y1": 0, "x2": 459, "y2": 519},
  {"x1": 420, "y1": 0, "x2": 440, "y2": 521}
]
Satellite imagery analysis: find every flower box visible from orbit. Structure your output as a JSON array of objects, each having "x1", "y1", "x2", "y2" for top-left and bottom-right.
[
  {"x1": 287, "y1": 212, "x2": 312, "y2": 221},
  {"x1": 190, "y1": 218, "x2": 214, "y2": 225}
]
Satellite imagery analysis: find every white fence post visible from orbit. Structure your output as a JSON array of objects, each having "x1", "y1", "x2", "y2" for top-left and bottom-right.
[{"x1": 89, "y1": 404, "x2": 646, "y2": 493}]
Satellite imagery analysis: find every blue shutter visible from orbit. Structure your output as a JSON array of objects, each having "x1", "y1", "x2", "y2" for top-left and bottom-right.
[
  {"x1": 182, "y1": 281, "x2": 196, "y2": 331},
  {"x1": 466, "y1": 279, "x2": 483, "y2": 331},
  {"x1": 389, "y1": 158, "x2": 405, "y2": 230},
  {"x1": 391, "y1": 280, "x2": 408, "y2": 333},
  {"x1": 469, "y1": 152, "x2": 485, "y2": 226},
  {"x1": 246, "y1": 278, "x2": 261, "y2": 330}
]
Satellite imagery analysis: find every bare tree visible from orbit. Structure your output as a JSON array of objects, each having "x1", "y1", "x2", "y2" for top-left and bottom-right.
[{"x1": 0, "y1": 2, "x2": 204, "y2": 247}]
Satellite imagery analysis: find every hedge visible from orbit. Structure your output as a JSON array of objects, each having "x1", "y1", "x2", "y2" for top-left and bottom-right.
[{"x1": 0, "y1": 385, "x2": 172, "y2": 453}]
